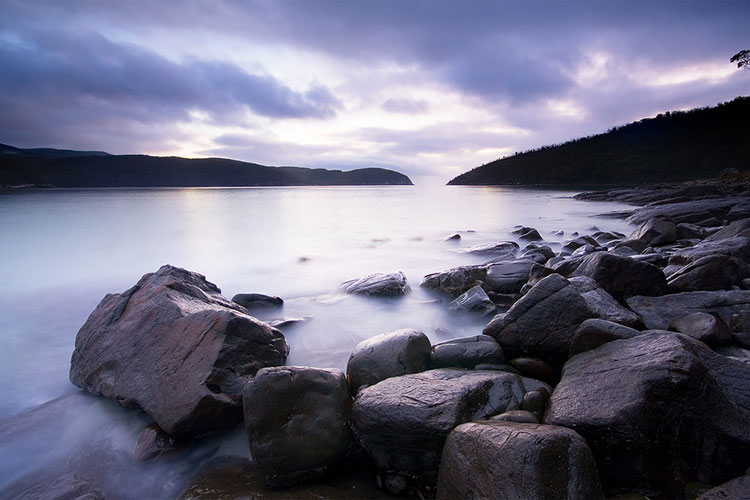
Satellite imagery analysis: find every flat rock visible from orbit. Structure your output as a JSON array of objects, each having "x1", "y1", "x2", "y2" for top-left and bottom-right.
[
  {"x1": 351, "y1": 368, "x2": 550, "y2": 489},
  {"x1": 705, "y1": 218, "x2": 750, "y2": 241},
  {"x1": 430, "y1": 334, "x2": 504, "y2": 369},
  {"x1": 341, "y1": 271, "x2": 410, "y2": 296},
  {"x1": 484, "y1": 259, "x2": 535, "y2": 293},
  {"x1": 243, "y1": 366, "x2": 353, "y2": 487},
  {"x1": 421, "y1": 264, "x2": 487, "y2": 296},
  {"x1": 346, "y1": 329, "x2": 431, "y2": 394},
  {"x1": 627, "y1": 290, "x2": 750, "y2": 330},
  {"x1": 436, "y1": 422, "x2": 603, "y2": 500},
  {"x1": 667, "y1": 255, "x2": 745, "y2": 292},
  {"x1": 627, "y1": 197, "x2": 741, "y2": 225},
  {"x1": 448, "y1": 285, "x2": 496, "y2": 315},
  {"x1": 546, "y1": 332, "x2": 750, "y2": 497},
  {"x1": 570, "y1": 252, "x2": 667, "y2": 301},
  {"x1": 69, "y1": 265, "x2": 289, "y2": 437},
  {"x1": 668, "y1": 237, "x2": 750, "y2": 266},
  {"x1": 484, "y1": 274, "x2": 642, "y2": 366},
  {"x1": 462, "y1": 240, "x2": 519, "y2": 256}
]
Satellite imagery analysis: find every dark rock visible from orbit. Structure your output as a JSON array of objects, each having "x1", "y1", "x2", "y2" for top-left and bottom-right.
[
  {"x1": 731, "y1": 311, "x2": 750, "y2": 332},
  {"x1": 611, "y1": 245, "x2": 639, "y2": 257},
  {"x1": 546, "y1": 332, "x2": 750, "y2": 497},
  {"x1": 430, "y1": 334, "x2": 504, "y2": 369},
  {"x1": 231, "y1": 293, "x2": 283, "y2": 309},
  {"x1": 593, "y1": 230, "x2": 625, "y2": 243},
  {"x1": 667, "y1": 255, "x2": 745, "y2": 292},
  {"x1": 484, "y1": 274, "x2": 642, "y2": 366},
  {"x1": 351, "y1": 369, "x2": 550, "y2": 488},
  {"x1": 69, "y1": 265, "x2": 289, "y2": 437},
  {"x1": 627, "y1": 197, "x2": 741, "y2": 226},
  {"x1": 520, "y1": 243, "x2": 555, "y2": 264},
  {"x1": 705, "y1": 218, "x2": 750, "y2": 241},
  {"x1": 463, "y1": 240, "x2": 519, "y2": 256},
  {"x1": 627, "y1": 289, "x2": 750, "y2": 330},
  {"x1": 733, "y1": 332, "x2": 750, "y2": 349},
  {"x1": 570, "y1": 252, "x2": 668, "y2": 301},
  {"x1": 448, "y1": 285, "x2": 496, "y2": 315},
  {"x1": 243, "y1": 366, "x2": 353, "y2": 487},
  {"x1": 677, "y1": 222, "x2": 709, "y2": 240},
  {"x1": 524, "y1": 263, "x2": 558, "y2": 290},
  {"x1": 667, "y1": 312, "x2": 733, "y2": 346},
  {"x1": 518, "y1": 228, "x2": 543, "y2": 241},
  {"x1": 490, "y1": 410, "x2": 539, "y2": 423},
  {"x1": 266, "y1": 316, "x2": 310, "y2": 328},
  {"x1": 571, "y1": 244, "x2": 602, "y2": 257},
  {"x1": 341, "y1": 271, "x2": 410, "y2": 296},
  {"x1": 550, "y1": 255, "x2": 585, "y2": 276},
  {"x1": 668, "y1": 237, "x2": 750, "y2": 266},
  {"x1": 133, "y1": 423, "x2": 177, "y2": 463},
  {"x1": 436, "y1": 422, "x2": 604, "y2": 500},
  {"x1": 421, "y1": 264, "x2": 487, "y2": 296},
  {"x1": 561, "y1": 236, "x2": 598, "y2": 255},
  {"x1": 484, "y1": 259, "x2": 535, "y2": 293},
  {"x1": 473, "y1": 363, "x2": 521, "y2": 374},
  {"x1": 346, "y1": 329, "x2": 431, "y2": 395},
  {"x1": 569, "y1": 318, "x2": 640, "y2": 356},
  {"x1": 630, "y1": 252, "x2": 669, "y2": 267},
  {"x1": 520, "y1": 387, "x2": 550, "y2": 421},
  {"x1": 628, "y1": 217, "x2": 677, "y2": 246},
  {"x1": 614, "y1": 238, "x2": 648, "y2": 253},
  {"x1": 445, "y1": 233, "x2": 461, "y2": 241},
  {"x1": 510, "y1": 357, "x2": 558, "y2": 385},
  {"x1": 697, "y1": 473, "x2": 750, "y2": 500},
  {"x1": 713, "y1": 345, "x2": 750, "y2": 364}
]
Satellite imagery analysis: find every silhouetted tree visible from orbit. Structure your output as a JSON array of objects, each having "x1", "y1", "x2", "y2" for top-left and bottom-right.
[{"x1": 731, "y1": 49, "x2": 750, "y2": 69}]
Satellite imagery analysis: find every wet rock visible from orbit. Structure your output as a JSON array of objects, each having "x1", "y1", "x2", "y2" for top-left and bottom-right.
[
  {"x1": 676, "y1": 222, "x2": 709, "y2": 240},
  {"x1": 231, "y1": 293, "x2": 283, "y2": 309},
  {"x1": 448, "y1": 285, "x2": 496, "y2": 315},
  {"x1": 484, "y1": 274, "x2": 642, "y2": 366},
  {"x1": 266, "y1": 316, "x2": 310, "y2": 328},
  {"x1": 569, "y1": 318, "x2": 640, "y2": 356},
  {"x1": 243, "y1": 366, "x2": 353, "y2": 487},
  {"x1": 593, "y1": 230, "x2": 625, "y2": 244},
  {"x1": 436, "y1": 422, "x2": 603, "y2": 500},
  {"x1": 731, "y1": 311, "x2": 750, "y2": 332},
  {"x1": 512, "y1": 226, "x2": 543, "y2": 241},
  {"x1": 346, "y1": 329, "x2": 431, "y2": 395},
  {"x1": 341, "y1": 271, "x2": 410, "y2": 296},
  {"x1": 510, "y1": 357, "x2": 558, "y2": 385},
  {"x1": 69, "y1": 265, "x2": 289, "y2": 437},
  {"x1": 570, "y1": 252, "x2": 667, "y2": 301},
  {"x1": 430, "y1": 334, "x2": 504, "y2": 369},
  {"x1": 519, "y1": 243, "x2": 555, "y2": 264},
  {"x1": 614, "y1": 238, "x2": 648, "y2": 253},
  {"x1": 473, "y1": 363, "x2": 521, "y2": 374},
  {"x1": 133, "y1": 423, "x2": 177, "y2": 463},
  {"x1": 561, "y1": 236, "x2": 598, "y2": 255},
  {"x1": 705, "y1": 218, "x2": 750, "y2": 241},
  {"x1": 667, "y1": 255, "x2": 745, "y2": 292},
  {"x1": 445, "y1": 233, "x2": 461, "y2": 241},
  {"x1": 627, "y1": 289, "x2": 750, "y2": 330},
  {"x1": 627, "y1": 197, "x2": 740, "y2": 226},
  {"x1": 490, "y1": 410, "x2": 539, "y2": 423},
  {"x1": 734, "y1": 332, "x2": 750, "y2": 349},
  {"x1": 520, "y1": 387, "x2": 550, "y2": 421},
  {"x1": 484, "y1": 259, "x2": 535, "y2": 294},
  {"x1": 550, "y1": 255, "x2": 585, "y2": 276},
  {"x1": 667, "y1": 312, "x2": 733, "y2": 346},
  {"x1": 463, "y1": 240, "x2": 519, "y2": 256},
  {"x1": 546, "y1": 332, "x2": 750, "y2": 497},
  {"x1": 714, "y1": 345, "x2": 750, "y2": 364},
  {"x1": 421, "y1": 264, "x2": 487, "y2": 296},
  {"x1": 668, "y1": 237, "x2": 750, "y2": 266},
  {"x1": 628, "y1": 217, "x2": 677, "y2": 246},
  {"x1": 351, "y1": 368, "x2": 550, "y2": 489},
  {"x1": 571, "y1": 244, "x2": 602, "y2": 257}
]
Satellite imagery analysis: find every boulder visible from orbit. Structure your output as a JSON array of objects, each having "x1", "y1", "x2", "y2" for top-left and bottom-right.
[
  {"x1": 628, "y1": 218, "x2": 677, "y2": 246},
  {"x1": 676, "y1": 222, "x2": 709, "y2": 240},
  {"x1": 714, "y1": 345, "x2": 750, "y2": 364},
  {"x1": 546, "y1": 332, "x2": 750, "y2": 497},
  {"x1": 346, "y1": 329, "x2": 431, "y2": 394},
  {"x1": 430, "y1": 335, "x2": 504, "y2": 369},
  {"x1": 561, "y1": 236, "x2": 598, "y2": 255},
  {"x1": 627, "y1": 290, "x2": 750, "y2": 330},
  {"x1": 510, "y1": 357, "x2": 558, "y2": 385},
  {"x1": 667, "y1": 255, "x2": 745, "y2": 292},
  {"x1": 447, "y1": 285, "x2": 496, "y2": 315},
  {"x1": 484, "y1": 259, "x2": 535, "y2": 293},
  {"x1": 627, "y1": 198, "x2": 740, "y2": 226},
  {"x1": 489, "y1": 410, "x2": 539, "y2": 423},
  {"x1": 512, "y1": 226, "x2": 543, "y2": 241},
  {"x1": 592, "y1": 230, "x2": 625, "y2": 243},
  {"x1": 231, "y1": 293, "x2": 283, "y2": 309},
  {"x1": 520, "y1": 387, "x2": 550, "y2": 421},
  {"x1": 463, "y1": 240, "x2": 519, "y2": 256},
  {"x1": 614, "y1": 238, "x2": 648, "y2": 253},
  {"x1": 243, "y1": 366, "x2": 353, "y2": 487},
  {"x1": 569, "y1": 318, "x2": 640, "y2": 356},
  {"x1": 731, "y1": 311, "x2": 750, "y2": 332},
  {"x1": 697, "y1": 473, "x2": 750, "y2": 500},
  {"x1": 519, "y1": 243, "x2": 555, "y2": 264},
  {"x1": 570, "y1": 252, "x2": 668, "y2": 301},
  {"x1": 667, "y1": 312, "x2": 733, "y2": 346},
  {"x1": 133, "y1": 424, "x2": 177, "y2": 463},
  {"x1": 484, "y1": 274, "x2": 642, "y2": 366},
  {"x1": 705, "y1": 218, "x2": 750, "y2": 241},
  {"x1": 341, "y1": 271, "x2": 410, "y2": 296},
  {"x1": 668, "y1": 237, "x2": 750, "y2": 266},
  {"x1": 351, "y1": 369, "x2": 550, "y2": 489},
  {"x1": 69, "y1": 265, "x2": 289, "y2": 437},
  {"x1": 436, "y1": 422, "x2": 604, "y2": 500},
  {"x1": 421, "y1": 264, "x2": 487, "y2": 296}
]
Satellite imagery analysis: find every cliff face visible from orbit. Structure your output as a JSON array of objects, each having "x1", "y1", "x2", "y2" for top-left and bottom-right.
[
  {"x1": 0, "y1": 145, "x2": 413, "y2": 187},
  {"x1": 449, "y1": 96, "x2": 750, "y2": 186}
]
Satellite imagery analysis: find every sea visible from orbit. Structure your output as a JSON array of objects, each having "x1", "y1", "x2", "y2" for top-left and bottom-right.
[{"x1": 0, "y1": 186, "x2": 637, "y2": 498}]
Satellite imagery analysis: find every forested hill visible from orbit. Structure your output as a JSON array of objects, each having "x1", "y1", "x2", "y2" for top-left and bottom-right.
[
  {"x1": 448, "y1": 96, "x2": 750, "y2": 186},
  {"x1": 0, "y1": 144, "x2": 413, "y2": 187}
]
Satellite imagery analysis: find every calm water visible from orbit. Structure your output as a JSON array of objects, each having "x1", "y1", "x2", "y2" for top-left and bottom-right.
[{"x1": 0, "y1": 186, "x2": 636, "y2": 497}]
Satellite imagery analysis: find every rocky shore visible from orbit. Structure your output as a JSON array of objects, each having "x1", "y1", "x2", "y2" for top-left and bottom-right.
[{"x1": 4, "y1": 176, "x2": 750, "y2": 500}]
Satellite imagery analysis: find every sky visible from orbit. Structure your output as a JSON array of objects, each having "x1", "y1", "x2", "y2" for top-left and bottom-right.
[{"x1": 1, "y1": 1, "x2": 748, "y2": 185}]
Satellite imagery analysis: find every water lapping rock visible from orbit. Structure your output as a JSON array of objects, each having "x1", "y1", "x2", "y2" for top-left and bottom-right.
[{"x1": 341, "y1": 271, "x2": 410, "y2": 296}]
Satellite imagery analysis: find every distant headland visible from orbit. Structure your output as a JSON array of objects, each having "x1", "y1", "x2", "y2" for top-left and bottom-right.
[
  {"x1": 0, "y1": 144, "x2": 413, "y2": 188},
  {"x1": 449, "y1": 96, "x2": 750, "y2": 186}
]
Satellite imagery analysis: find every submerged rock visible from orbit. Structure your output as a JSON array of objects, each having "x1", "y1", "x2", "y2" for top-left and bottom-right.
[
  {"x1": 421, "y1": 264, "x2": 487, "y2": 296},
  {"x1": 231, "y1": 293, "x2": 284, "y2": 309},
  {"x1": 436, "y1": 422, "x2": 604, "y2": 500},
  {"x1": 341, "y1": 271, "x2": 410, "y2": 296},
  {"x1": 69, "y1": 265, "x2": 289, "y2": 437},
  {"x1": 462, "y1": 240, "x2": 519, "y2": 256}
]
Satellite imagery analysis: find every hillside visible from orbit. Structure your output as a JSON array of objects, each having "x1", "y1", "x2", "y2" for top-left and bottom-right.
[
  {"x1": 0, "y1": 144, "x2": 413, "y2": 188},
  {"x1": 448, "y1": 96, "x2": 750, "y2": 186}
]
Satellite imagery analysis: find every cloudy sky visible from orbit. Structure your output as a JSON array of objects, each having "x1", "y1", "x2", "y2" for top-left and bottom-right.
[{"x1": 1, "y1": 1, "x2": 748, "y2": 184}]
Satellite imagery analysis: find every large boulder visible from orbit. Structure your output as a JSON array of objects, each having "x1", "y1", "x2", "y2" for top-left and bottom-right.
[
  {"x1": 447, "y1": 285, "x2": 496, "y2": 315},
  {"x1": 341, "y1": 271, "x2": 410, "y2": 296},
  {"x1": 484, "y1": 259, "x2": 535, "y2": 293},
  {"x1": 545, "y1": 332, "x2": 750, "y2": 497},
  {"x1": 430, "y1": 335, "x2": 504, "y2": 369},
  {"x1": 243, "y1": 366, "x2": 353, "y2": 487},
  {"x1": 705, "y1": 218, "x2": 750, "y2": 241},
  {"x1": 570, "y1": 252, "x2": 668, "y2": 301},
  {"x1": 351, "y1": 368, "x2": 550, "y2": 489},
  {"x1": 346, "y1": 329, "x2": 431, "y2": 394},
  {"x1": 69, "y1": 265, "x2": 289, "y2": 437},
  {"x1": 420, "y1": 264, "x2": 487, "y2": 296},
  {"x1": 668, "y1": 237, "x2": 750, "y2": 266},
  {"x1": 627, "y1": 290, "x2": 750, "y2": 330},
  {"x1": 628, "y1": 217, "x2": 677, "y2": 246},
  {"x1": 484, "y1": 274, "x2": 642, "y2": 366},
  {"x1": 436, "y1": 422, "x2": 604, "y2": 500},
  {"x1": 667, "y1": 255, "x2": 745, "y2": 292},
  {"x1": 568, "y1": 318, "x2": 641, "y2": 357}
]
